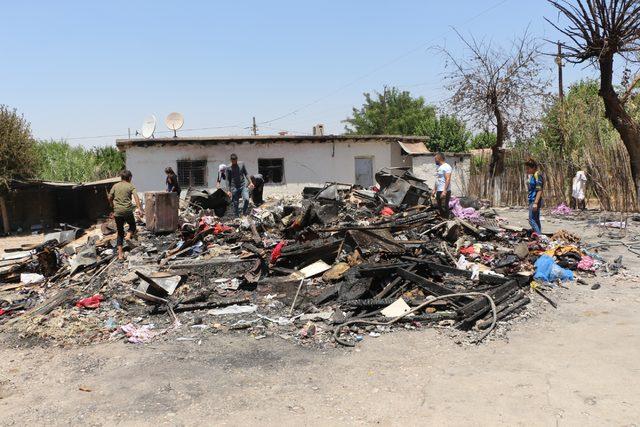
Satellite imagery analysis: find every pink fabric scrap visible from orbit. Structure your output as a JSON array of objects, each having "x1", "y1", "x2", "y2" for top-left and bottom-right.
[
  {"x1": 552, "y1": 203, "x2": 573, "y2": 215},
  {"x1": 449, "y1": 197, "x2": 481, "y2": 222},
  {"x1": 120, "y1": 323, "x2": 157, "y2": 344},
  {"x1": 577, "y1": 256, "x2": 595, "y2": 271}
]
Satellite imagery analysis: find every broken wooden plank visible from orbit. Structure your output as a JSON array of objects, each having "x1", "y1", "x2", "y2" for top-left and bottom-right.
[{"x1": 29, "y1": 288, "x2": 75, "y2": 317}]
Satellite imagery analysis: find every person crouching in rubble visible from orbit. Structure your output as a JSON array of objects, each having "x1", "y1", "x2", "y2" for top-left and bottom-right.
[
  {"x1": 432, "y1": 152, "x2": 452, "y2": 218},
  {"x1": 108, "y1": 170, "x2": 144, "y2": 260},
  {"x1": 525, "y1": 158, "x2": 544, "y2": 236},
  {"x1": 165, "y1": 167, "x2": 181, "y2": 194},
  {"x1": 250, "y1": 174, "x2": 265, "y2": 207},
  {"x1": 226, "y1": 153, "x2": 253, "y2": 217}
]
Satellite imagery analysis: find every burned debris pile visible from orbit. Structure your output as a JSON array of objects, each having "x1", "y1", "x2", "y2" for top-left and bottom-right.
[{"x1": 0, "y1": 169, "x2": 605, "y2": 347}]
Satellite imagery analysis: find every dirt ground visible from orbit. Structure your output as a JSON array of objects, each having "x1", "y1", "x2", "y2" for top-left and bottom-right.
[{"x1": 1, "y1": 209, "x2": 639, "y2": 426}]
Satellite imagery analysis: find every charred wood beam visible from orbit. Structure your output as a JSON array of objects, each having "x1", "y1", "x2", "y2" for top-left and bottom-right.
[
  {"x1": 396, "y1": 268, "x2": 468, "y2": 308},
  {"x1": 457, "y1": 280, "x2": 520, "y2": 324},
  {"x1": 374, "y1": 263, "x2": 417, "y2": 299},
  {"x1": 313, "y1": 285, "x2": 339, "y2": 306},
  {"x1": 155, "y1": 298, "x2": 251, "y2": 314},
  {"x1": 400, "y1": 256, "x2": 513, "y2": 286},
  {"x1": 342, "y1": 297, "x2": 399, "y2": 308}
]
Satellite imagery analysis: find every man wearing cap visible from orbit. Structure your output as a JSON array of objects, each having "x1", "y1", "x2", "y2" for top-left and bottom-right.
[{"x1": 226, "y1": 153, "x2": 252, "y2": 216}]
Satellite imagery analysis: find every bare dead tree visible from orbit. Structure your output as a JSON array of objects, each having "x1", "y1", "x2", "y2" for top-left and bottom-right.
[
  {"x1": 547, "y1": 0, "x2": 640, "y2": 205},
  {"x1": 442, "y1": 29, "x2": 550, "y2": 177}
]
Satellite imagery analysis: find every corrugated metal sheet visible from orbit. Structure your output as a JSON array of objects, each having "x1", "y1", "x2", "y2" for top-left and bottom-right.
[{"x1": 397, "y1": 141, "x2": 430, "y2": 155}]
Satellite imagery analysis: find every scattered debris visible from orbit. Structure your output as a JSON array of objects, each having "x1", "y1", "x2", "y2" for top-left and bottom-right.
[{"x1": 0, "y1": 169, "x2": 611, "y2": 348}]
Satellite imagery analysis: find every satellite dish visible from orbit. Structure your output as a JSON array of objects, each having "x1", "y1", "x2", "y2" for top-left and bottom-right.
[
  {"x1": 165, "y1": 112, "x2": 184, "y2": 137},
  {"x1": 141, "y1": 115, "x2": 157, "y2": 139}
]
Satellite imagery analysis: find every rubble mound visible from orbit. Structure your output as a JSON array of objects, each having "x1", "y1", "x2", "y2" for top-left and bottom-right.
[{"x1": 0, "y1": 178, "x2": 605, "y2": 348}]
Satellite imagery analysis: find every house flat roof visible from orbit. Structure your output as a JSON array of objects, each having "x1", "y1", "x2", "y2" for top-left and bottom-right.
[
  {"x1": 115, "y1": 134, "x2": 429, "y2": 150},
  {"x1": 9, "y1": 177, "x2": 119, "y2": 190}
]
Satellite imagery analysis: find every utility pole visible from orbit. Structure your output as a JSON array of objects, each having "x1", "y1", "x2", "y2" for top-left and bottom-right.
[
  {"x1": 556, "y1": 40, "x2": 570, "y2": 201},
  {"x1": 252, "y1": 117, "x2": 257, "y2": 136},
  {"x1": 556, "y1": 41, "x2": 564, "y2": 102}
]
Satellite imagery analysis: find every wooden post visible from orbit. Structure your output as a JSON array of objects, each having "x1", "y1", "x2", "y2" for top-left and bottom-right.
[{"x1": 0, "y1": 196, "x2": 10, "y2": 234}]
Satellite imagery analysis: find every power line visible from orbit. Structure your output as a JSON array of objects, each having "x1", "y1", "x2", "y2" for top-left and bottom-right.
[
  {"x1": 257, "y1": 0, "x2": 510, "y2": 126},
  {"x1": 64, "y1": 124, "x2": 245, "y2": 142},
  {"x1": 59, "y1": 0, "x2": 509, "y2": 142}
]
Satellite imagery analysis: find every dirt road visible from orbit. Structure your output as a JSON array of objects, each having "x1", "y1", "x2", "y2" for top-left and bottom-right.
[{"x1": 1, "y1": 210, "x2": 639, "y2": 426}]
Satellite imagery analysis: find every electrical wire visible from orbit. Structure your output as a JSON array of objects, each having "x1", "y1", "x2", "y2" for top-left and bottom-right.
[
  {"x1": 59, "y1": 0, "x2": 510, "y2": 142},
  {"x1": 257, "y1": 0, "x2": 511, "y2": 127},
  {"x1": 64, "y1": 124, "x2": 246, "y2": 141}
]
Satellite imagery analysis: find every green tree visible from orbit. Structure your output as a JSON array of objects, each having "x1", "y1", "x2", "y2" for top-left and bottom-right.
[
  {"x1": 469, "y1": 131, "x2": 497, "y2": 149},
  {"x1": 92, "y1": 146, "x2": 125, "y2": 179},
  {"x1": 344, "y1": 86, "x2": 470, "y2": 151},
  {"x1": 35, "y1": 141, "x2": 124, "y2": 182},
  {"x1": 418, "y1": 114, "x2": 471, "y2": 152},
  {"x1": 0, "y1": 105, "x2": 39, "y2": 189},
  {"x1": 344, "y1": 86, "x2": 437, "y2": 135},
  {"x1": 548, "y1": 0, "x2": 640, "y2": 204},
  {"x1": 36, "y1": 140, "x2": 98, "y2": 182},
  {"x1": 537, "y1": 80, "x2": 620, "y2": 157}
]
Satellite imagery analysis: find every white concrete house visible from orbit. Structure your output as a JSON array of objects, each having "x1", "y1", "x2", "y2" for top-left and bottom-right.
[{"x1": 116, "y1": 135, "x2": 431, "y2": 195}]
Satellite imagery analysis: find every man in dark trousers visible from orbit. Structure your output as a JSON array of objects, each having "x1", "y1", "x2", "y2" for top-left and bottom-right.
[
  {"x1": 226, "y1": 153, "x2": 252, "y2": 217},
  {"x1": 108, "y1": 170, "x2": 144, "y2": 260},
  {"x1": 250, "y1": 174, "x2": 265, "y2": 206},
  {"x1": 431, "y1": 152, "x2": 452, "y2": 218}
]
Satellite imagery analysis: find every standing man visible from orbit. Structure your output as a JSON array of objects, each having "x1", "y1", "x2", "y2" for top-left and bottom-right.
[
  {"x1": 108, "y1": 170, "x2": 144, "y2": 260},
  {"x1": 525, "y1": 158, "x2": 544, "y2": 235},
  {"x1": 250, "y1": 174, "x2": 265, "y2": 207},
  {"x1": 572, "y1": 170, "x2": 587, "y2": 210},
  {"x1": 432, "y1": 153, "x2": 452, "y2": 218},
  {"x1": 226, "y1": 153, "x2": 252, "y2": 217}
]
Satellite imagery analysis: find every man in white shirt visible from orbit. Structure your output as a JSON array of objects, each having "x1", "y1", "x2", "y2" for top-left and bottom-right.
[
  {"x1": 432, "y1": 152, "x2": 453, "y2": 218},
  {"x1": 572, "y1": 170, "x2": 587, "y2": 210},
  {"x1": 216, "y1": 164, "x2": 228, "y2": 190}
]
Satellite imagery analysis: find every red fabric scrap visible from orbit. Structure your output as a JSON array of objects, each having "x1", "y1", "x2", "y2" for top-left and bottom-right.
[
  {"x1": 270, "y1": 241, "x2": 287, "y2": 264},
  {"x1": 380, "y1": 207, "x2": 394, "y2": 216},
  {"x1": 0, "y1": 309, "x2": 8, "y2": 316},
  {"x1": 213, "y1": 223, "x2": 233, "y2": 235},
  {"x1": 459, "y1": 246, "x2": 475, "y2": 255},
  {"x1": 75, "y1": 294, "x2": 104, "y2": 309}
]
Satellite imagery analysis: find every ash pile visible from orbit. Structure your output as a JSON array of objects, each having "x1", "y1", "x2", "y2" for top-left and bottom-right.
[{"x1": 0, "y1": 168, "x2": 606, "y2": 347}]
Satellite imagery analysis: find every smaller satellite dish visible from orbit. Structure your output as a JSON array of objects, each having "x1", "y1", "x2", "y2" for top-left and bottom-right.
[
  {"x1": 165, "y1": 112, "x2": 184, "y2": 137},
  {"x1": 141, "y1": 115, "x2": 157, "y2": 139}
]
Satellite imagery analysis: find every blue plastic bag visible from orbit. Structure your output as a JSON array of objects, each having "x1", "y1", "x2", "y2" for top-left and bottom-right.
[{"x1": 534, "y1": 254, "x2": 574, "y2": 282}]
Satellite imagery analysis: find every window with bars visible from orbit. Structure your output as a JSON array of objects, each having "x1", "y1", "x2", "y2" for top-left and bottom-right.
[
  {"x1": 258, "y1": 158, "x2": 284, "y2": 184},
  {"x1": 177, "y1": 160, "x2": 207, "y2": 187}
]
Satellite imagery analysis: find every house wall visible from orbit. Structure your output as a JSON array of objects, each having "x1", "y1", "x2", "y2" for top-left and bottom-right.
[
  {"x1": 124, "y1": 140, "x2": 396, "y2": 195},
  {"x1": 2, "y1": 185, "x2": 113, "y2": 231},
  {"x1": 412, "y1": 154, "x2": 471, "y2": 196},
  {"x1": 4, "y1": 188, "x2": 58, "y2": 231},
  {"x1": 390, "y1": 141, "x2": 413, "y2": 169}
]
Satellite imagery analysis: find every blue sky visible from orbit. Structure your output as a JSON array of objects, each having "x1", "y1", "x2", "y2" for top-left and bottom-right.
[{"x1": 1, "y1": 0, "x2": 600, "y2": 146}]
